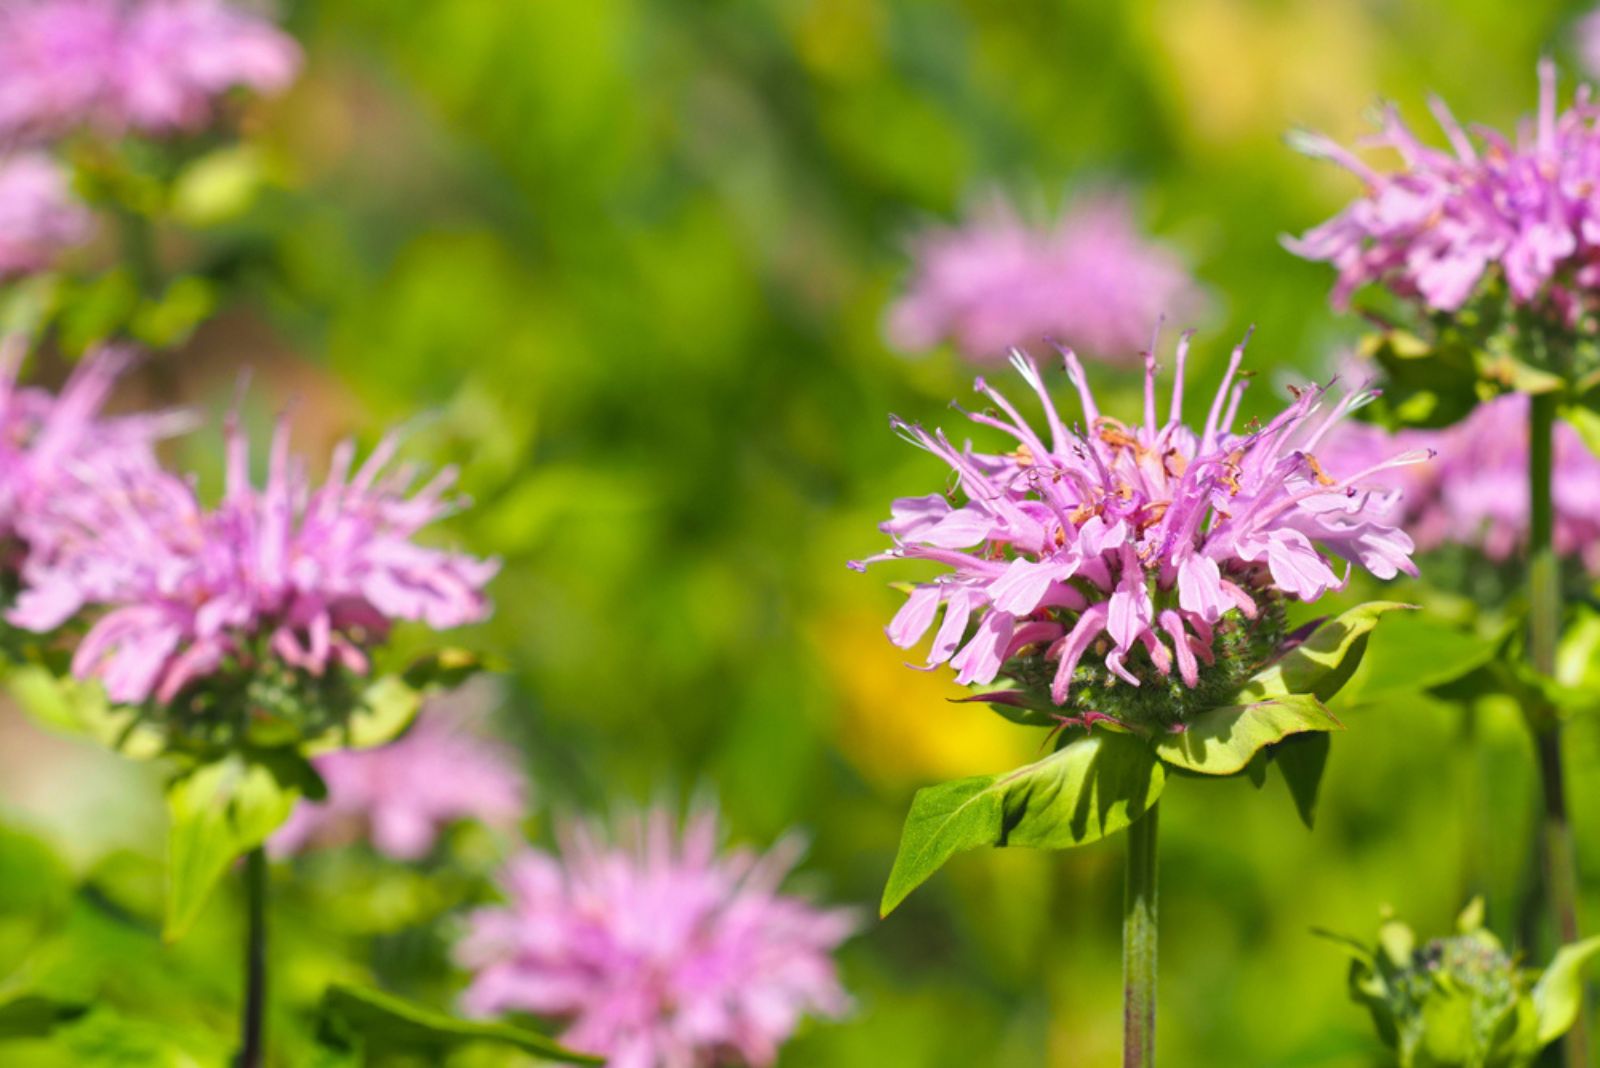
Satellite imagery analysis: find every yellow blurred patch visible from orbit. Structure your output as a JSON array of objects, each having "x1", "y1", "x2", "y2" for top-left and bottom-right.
[
  {"x1": 811, "y1": 607, "x2": 1038, "y2": 790},
  {"x1": 784, "y1": 0, "x2": 885, "y2": 82},
  {"x1": 1148, "y1": 0, "x2": 1375, "y2": 149}
]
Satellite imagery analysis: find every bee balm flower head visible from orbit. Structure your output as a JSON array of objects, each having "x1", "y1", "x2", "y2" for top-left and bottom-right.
[
  {"x1": 456, "y1": 808, "x2": 857, "y2": 1068},
  {"x1": 1288, "y1": 61, "x2": 1600, "y2": 321},
  {"x1": 853, "y1": 331, "x2": 1426, "y2": 728},
  {"x1": 9, "y1": 406, "x2": 498, "y2": 721}
]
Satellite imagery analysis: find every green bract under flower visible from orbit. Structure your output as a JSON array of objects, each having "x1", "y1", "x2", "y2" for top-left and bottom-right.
[
  {"x1": 1325, "y1": 900, "x2": 1600, "y2": 1068},
  {"x1": 878, "y1": 601, "x2": 1407, "y2": 916}
]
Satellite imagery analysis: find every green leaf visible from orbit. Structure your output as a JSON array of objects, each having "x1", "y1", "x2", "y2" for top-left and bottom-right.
[
  {"x1": 1532, "y1": 935, "x2": 1600, "y2": 1044},
  {"x1": 0, "y1": 993, "x2": 88, "y2": 1040},
  {"x1": 1340, "y1": 612, "x2": 1500, "y2": 704},
  {"x1": 164, "y1": 755, "x2": 302, "y2": 941},
  {"x1": 4, "y1": 665, "x2": 165, "y2": 759},
  {"x1": 303, "y1": 674, "x2": 424, "y2": 755},
  {"x1": 1240, "y1": 602, "x2": 1414, "y2": 703},
  {"x1": 1152, "y1": 695, "x2": 1342, "y2": 776},
  {"x1": 1273, "y1": 731, "x2": 1330, "y2": 829},
  {"x1": 318, "y1": 982, "x2": 601, "y2": 1064},
  {"x1": 881, "y1": 732, "x2": 1164, "y2": 917}
]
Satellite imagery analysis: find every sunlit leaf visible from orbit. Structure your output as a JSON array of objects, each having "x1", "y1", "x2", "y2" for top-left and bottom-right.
[
  {"x1": 1240, "y1": 602, "x2": 1413, "y2": 703},
  {"x1": 881, "y1": 732, "x2": 1164, "y2": 916},
  {"x1": 1532, "y1": 935, "x2": 1600, "y2": 1044},
  {"x1": 1153, "y1": 695, "x2": 1341, "y2": 776}
]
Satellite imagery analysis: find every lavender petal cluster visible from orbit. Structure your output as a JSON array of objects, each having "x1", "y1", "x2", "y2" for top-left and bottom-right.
[
  {"x1": 0, "y1": 0, "x2": 300, "y2": 140},
  {"x1": 456, "y1": 809, "x2": 857, "y2": 1068},
  {"x1": 9, "y1": 410, "x2": 498, "y2": 706},
  {"x1": 270, "y1": 688, "x2": 527, "y2": 861},
  {"x1": 887, "y1": 192, "x2": 1202, "y2": 364},
  {"x1": 1288, "y1": 61, "x2": 1600, "y2": 320},
  {"x1": 854, "y1": 334, "x2": 1424, "y2": 715},
  {"x1": 0, "y1": 153, "x2": 93, "y2": 276},
  {"x1": 1321, "y1": 393, "x2": 1600, "y2": 573}
]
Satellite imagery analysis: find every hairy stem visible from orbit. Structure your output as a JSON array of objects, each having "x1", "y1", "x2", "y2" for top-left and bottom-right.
[{"x1": 1123, "y1": 803, "x2": 1159, "y2": 1068}]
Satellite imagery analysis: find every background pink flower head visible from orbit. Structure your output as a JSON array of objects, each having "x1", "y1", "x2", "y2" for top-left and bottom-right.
[
  {"x1": 9, "y1": 405, "x2": 499, "y2": 705},
  {"x1": 269, "y1": 680, "x2": 527, "y2": 860},
  {"x1": 0, "y1": 153, "x2": 93, "y2": 276},
  {"x1": 1288, "y1": 60, "x2": 1600, "y2": 318},
  {"x1": 887, "y1": 191, "x2": 1203, "y2": 364},
  {"x1": 456, "y1": 808, "x2": 857, "y2": 1068},
  {"x1": 853, "y1": 332, "x2": 1424, "y2": 711},
  {"x1": 0, "y1": 341, "x2": 182, "y2": 555},
  {"x1": 1320, "y1": 393, "x2": 1600, "y2": 573},
  {"x1": 0, "y1": 0, "x2": 300, "y2": 140}
]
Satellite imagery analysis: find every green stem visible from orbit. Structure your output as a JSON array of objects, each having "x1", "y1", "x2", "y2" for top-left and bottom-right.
[
  {"x1": 235, "y1": 848, "x2": 267, "y2": 1068},
  {"x1": 1528, "y1": 391, "x2": 1588, "y2": 1068},
  {"x1": 1123, "y1": 803, "x2": 1158, "y2": 1068}
]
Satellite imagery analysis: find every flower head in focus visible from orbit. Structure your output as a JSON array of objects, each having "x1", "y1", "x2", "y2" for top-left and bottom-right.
[
  {"x1": 887, "y1": 191, "x2": 1203, "y2": 364},
  {"x1": 0, "y1": 0, "x2": 300, "y2": 140},
  {"x1": 456, "y1": 808, "x2": 857, "y2": 1068},
  {"x1": 1320, "y1": 393, "x2": 1600, "y2": 575},
  {"x1": 853, "y1": 331, "x2": 1426, "y2": 727},
  {"x1": 9, "y1": 404, "x2": 498, "y2": 722},
  {"x1": 269, "y1": 680, "x2": 526, "y2": 860},
  {"x1": 1288, "y1": 60, "x2": 1600, "y2": 322},
  {"x1": 0, "y1": 153, "x2": 93, "y2": 276}
]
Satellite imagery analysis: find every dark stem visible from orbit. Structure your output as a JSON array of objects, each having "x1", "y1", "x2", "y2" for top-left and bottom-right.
[
  {"x1": 1123, "y1": 803, "x2": 1158, "y2": 1068},
  {"x1": 1527, "y1": 390, "x2": 1588, "y2": 1068},
  {"x1": 235, "y1": 848, "x2": 268, "y2": 1068}
]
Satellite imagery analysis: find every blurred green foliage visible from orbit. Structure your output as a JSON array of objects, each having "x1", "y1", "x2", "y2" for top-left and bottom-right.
[{"x1": 9, "y1": 0, "x2": 1600, "y2": 1064}]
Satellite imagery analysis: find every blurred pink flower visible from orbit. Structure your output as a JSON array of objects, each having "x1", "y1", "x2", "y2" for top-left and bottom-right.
[
  {"x1": 1320, "y1": 394, "x2": 1600, "y2": 573},
  {"x1": 853, "y1": 333, "x2": 1424, "y2": 707},
  {"x1": 9, "y1": 408, "x2": 498, "y2": 705},
  {"x1": 1579, "y1": 11, "x2": 1600, "y2": 82},
  {"x1": 1288, "y1": 61, "x2": 1600, "y2": 319},
  {"x1": 0, "y1": 153, "x2": 92, "y2": 275},
  {"x1": 0, "y1": 0, "x2": 300, "y2": 140},
  {"x1": 270, "y1": 686, "x2": 526, "y2": 860},
  {"x1": 887, "y1": 192, "x2": 1202, "y2": 364},
  {"x1": 0, "y1": 342, "x2": 182, "y2": 553},
  {"x1": 456, "y1": 808, "x2": 858, "y2": 1068}
]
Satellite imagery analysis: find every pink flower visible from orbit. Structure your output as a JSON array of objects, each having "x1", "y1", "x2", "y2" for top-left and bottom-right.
[
  {"x1": 887, "y1": 191, "x2": 1203, "y2": 364},
  {"x1": 269, "y1": 683, "x2": 527, "y2": 861},
  {"x1": 1320, "y1": 394, "x2": 1600, "y2": 573},
  {"x1": 9, "y1": 407, "x2": 499, "y2": 706},
  {"x1": 0, "y1": 0, "x2": 300, "y2": 140},
  {"x1": 853, "y1": 333, "x2": 1425, "y2": 714},
  {"x1": 456, "y1": 809, "x2": 857, "y2": 1068},
  {"x1": 1288, "y1": 61, "x2": 1600, "y2": 318},
  {"x1": 0, "y1": 153, "x2": 92, "y2": 275},
  {"x1": 0, "y1": 342, "x2": 182, "y2": 554},
  {"x1": 1579, "y1": 10, "x2": 1600, "y2": 83}
]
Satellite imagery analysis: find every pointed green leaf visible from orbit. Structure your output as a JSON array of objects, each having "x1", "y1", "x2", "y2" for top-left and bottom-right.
[
  {"x1": 1532, "y1": 935, "x2": 1600, "y2": 1043},
  {"x1": 1273, "y1": 731, "x2": 1330, "y2": 829},
  {"x1": 1153, "y1": 695, "x2": 1341, "y2": 776},
  {"x1": 4, "y1": 665, "x2": 165, "y2": 759},
  {"x1": 881, "y1": 732, "x2": 1164, "y2": 916},
  {"x1": 164, "y1": 755, "x2": 303, "y2": 941},
  {"x1": 318, "y1": 983, "x2": 601, "y2": 1064},
  {"x1": 1240, "y1": 602, "x2": 1414, "y2": 702}
]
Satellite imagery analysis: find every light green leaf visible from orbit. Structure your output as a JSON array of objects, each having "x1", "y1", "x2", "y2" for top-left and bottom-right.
[
  {"x1": 881, "y1": 732, "x2": 1164, "y2": 917},
  {"x1": 1240, "y1": 602, "x2": 1414, "y2": 703},
  {"x1": 1153, "y1": 695, "x2": 1342, "y2": 776},
  {"x1": 318, "y1": 983, "x2": 601, "y2": 1064},
  {"x1": 164, "y1": 755, "x2": 303, "y2": 941},
  {"x1": 1273, "y1": 731, "x2": 1330, "y2": 829},
  {"x1": 4, "y1": 664, "x2": 164, "y2": 759},
  {"x1": 1532, "y1": 935, "x2": 1600, "y2": 1044}
]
